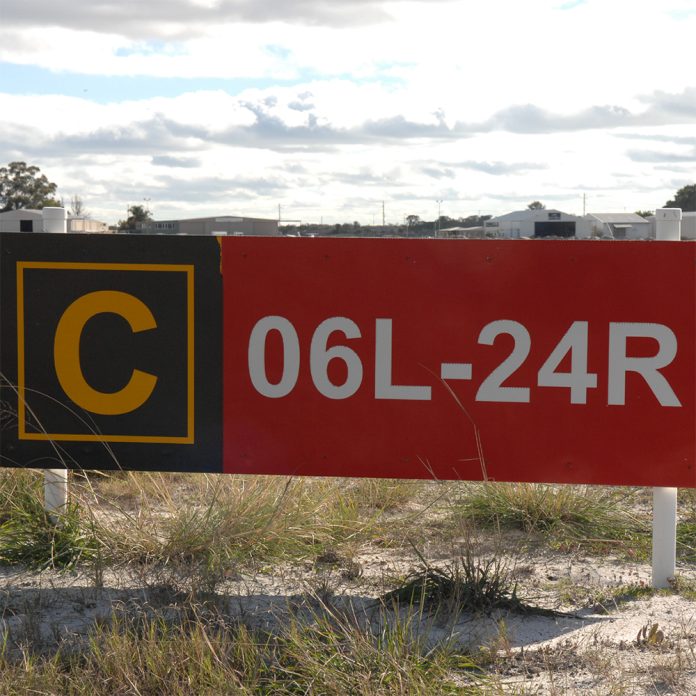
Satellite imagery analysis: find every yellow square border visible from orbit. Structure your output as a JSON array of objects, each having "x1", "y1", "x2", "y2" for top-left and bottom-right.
[{"x1": 16, "y1": 261, "x2": 195, "y2": 444}]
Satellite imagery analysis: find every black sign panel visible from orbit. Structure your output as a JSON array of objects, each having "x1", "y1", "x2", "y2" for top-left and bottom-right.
[{"x1": 0, "y1": 233, "x2": 222, "y2": 472}]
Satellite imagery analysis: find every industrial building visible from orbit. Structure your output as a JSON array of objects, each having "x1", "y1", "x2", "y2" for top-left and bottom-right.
[
  {"x1": 140, "y1": 215, "x2": 279, "y2": 236},
  {"x1": 484, "y1": 209, "x2": 662, "y2": 240},
  {"x1": 483, "y1": 209, "x2": 587, "y2": 238}
]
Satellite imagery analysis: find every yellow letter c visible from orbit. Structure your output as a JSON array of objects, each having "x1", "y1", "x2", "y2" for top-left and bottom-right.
[{"x1": 53, "y1": 290, "x2": 158, "y2": 415}]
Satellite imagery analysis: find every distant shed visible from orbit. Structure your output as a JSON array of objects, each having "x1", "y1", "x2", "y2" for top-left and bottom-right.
[
  {"x1": 0, "y1": 208, "x2": 44, "y2": 233},
  {"x1": 585, "y1": 213, "x2": 651, "y2": 240}
]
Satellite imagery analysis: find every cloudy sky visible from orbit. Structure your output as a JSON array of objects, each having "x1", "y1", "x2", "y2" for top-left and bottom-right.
[{"x1": 1, "y1": 0, "x2": 695, "y2": 226}]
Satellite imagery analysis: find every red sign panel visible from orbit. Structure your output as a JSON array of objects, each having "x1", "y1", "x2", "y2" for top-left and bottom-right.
[{"x1": 222, "y1": 238, "x2": 696, "y2": 487}]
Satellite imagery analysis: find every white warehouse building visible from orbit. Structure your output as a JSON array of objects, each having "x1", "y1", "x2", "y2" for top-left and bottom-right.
[
  {"x1": 484, "y1": 208, "x2": 663, "y2": 240},
  {"x1": 483, "y1": 209, "x2": 588, "y2": 239},
  {"x1": 140, "y1": 215, "x2": 279, "y2": 236}
]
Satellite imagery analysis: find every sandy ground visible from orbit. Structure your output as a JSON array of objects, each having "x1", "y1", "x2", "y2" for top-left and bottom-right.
[{"x1": 3, "y1": 542, "x2": 696, "y2": 694}]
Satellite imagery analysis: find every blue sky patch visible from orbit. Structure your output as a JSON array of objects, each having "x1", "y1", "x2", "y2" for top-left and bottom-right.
[
  {"x1": 115, "y1": 41, "x2": 188, "y2": 58},
  {"x1": 0, "y1": 62, "x2": 404, "y2": 103},
  {"x1": 0, "y1": 63, "x2": 304, "y2": 102}
]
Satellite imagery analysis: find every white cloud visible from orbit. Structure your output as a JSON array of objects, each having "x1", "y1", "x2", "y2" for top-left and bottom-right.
[{"x1": 1, "y1": 0, "x2": 695, "y2": 224}]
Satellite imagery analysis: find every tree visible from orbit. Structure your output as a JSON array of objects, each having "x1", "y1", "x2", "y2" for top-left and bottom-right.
[
  {"x1": 118, "y1": 204, "x2": 153, "y2": 232},
  {"x1": 0, "y1": 161, "x2": 60, "y2": 211},
  {"x1": 527, "y1": 201, "x2": 545, "y2": 210},
  {"x1": 635, "y1": 210, "x2": 654, "y2": 219},
  {"x1": 70, "y1": 195, "x2": 87, "y2": 217},
  {"x1": 459, "y1": 214, "x2": 491, "y2": 227},
  {"x1": 665, "y1": 184, "x2": 696, "y2": 212}
]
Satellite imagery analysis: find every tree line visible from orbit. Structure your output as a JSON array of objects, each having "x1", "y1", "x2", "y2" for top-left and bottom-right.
[{"x1": 2, "y1": 162, "x2": 695, "y2": 226}]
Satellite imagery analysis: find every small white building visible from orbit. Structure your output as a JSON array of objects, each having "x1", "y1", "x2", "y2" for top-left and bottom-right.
[
  {"x1": 681, "y1": 212, "x2": 696, "y2": 240},
  {"x1": 484, "y1": 209, "x2": 585, "y2": 239},
  {"x1": 0, "y1": 208, "x2": 44, "y2": 233},
  {"x1": 585, "y1": 213, "x2": 651, "y2": 240}
]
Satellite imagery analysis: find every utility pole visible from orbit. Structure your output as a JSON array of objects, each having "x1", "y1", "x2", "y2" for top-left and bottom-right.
[
  {"x1": 382, "y1": 201, "x2": 385, "y2": 226},
  {"x1": 583, "y1": 193, "x2": 587, "y2": 216}
]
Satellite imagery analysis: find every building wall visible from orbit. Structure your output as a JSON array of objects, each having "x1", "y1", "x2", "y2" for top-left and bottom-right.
[
  {"x1": 67, "y1": 217, "x2": 109, "y2": 234},
  {"x1": 68, "y1": 217, "x2": 110, "y2": 233},
  {"x1": 146, "y1": 216, "x2": 279, "y2": 236},
  {"x1": 575, "y1": 219, "x2": 595, "y2": 238},
  {"x1": 0, "y1": 209, "x2": 43, "y2": 233},
  {"x1": 682, "y1": 212, "x2": 696, "y2": 240},
  {"x1": 494, "y1": 220, "x2": 533, "y2": 238}
]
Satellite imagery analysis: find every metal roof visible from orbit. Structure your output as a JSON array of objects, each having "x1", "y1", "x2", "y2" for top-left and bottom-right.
[
  {"x1": 590, "y1": 213, "x2": 649, "y2": 224},
  {"x1": 489, "y1": 209, "x2": 568, "y2": 221}
]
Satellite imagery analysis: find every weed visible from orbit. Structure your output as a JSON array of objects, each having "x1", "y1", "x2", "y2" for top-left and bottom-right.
[
  {"x1": 381, "y1": 544, "x2": 574, "y2": 620},
  {"x1": 636, "y1": 622, "x2": 665, "y2": 647}
]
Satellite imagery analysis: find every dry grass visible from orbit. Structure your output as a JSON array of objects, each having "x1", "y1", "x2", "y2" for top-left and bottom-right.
[
  {"x1": 454, "y1": 482, "x2": 651, "y2": 557},
  {"x1": 1, "y1": 469, "x2": 432, "y2": 593},
  {"x1": 0, "y1": 601, "x2": 478, "y2": 695},
  {"x1": 88, "y1": 473, "x2": 423, "y2": 568},
  {"x1": 2, "y1": 468, "x2": 696, "y2": 694}
]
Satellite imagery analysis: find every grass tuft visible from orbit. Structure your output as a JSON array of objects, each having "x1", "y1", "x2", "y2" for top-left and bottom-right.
[
  {"x1": 455, "y1": 482, "x2": 650, "y2": 556},
  {"x1": 381, "y1": 545, "x2": 571, "y2": 620},
  {"x1": 0, "y1": 471, "x2": 99, "y2": 569}
]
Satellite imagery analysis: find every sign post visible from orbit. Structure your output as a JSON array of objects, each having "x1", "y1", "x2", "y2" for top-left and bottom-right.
[
  {"x1": 44, "y1": 468, "x2": 68, "y2": 520},
  {"x1": 652, "y1": 208, "x2": 683, "y2": 588},
  {"x1": 37, "y1": 209, "x2": 70, "y2": 518},
  {"x1": 652, "y1": 486, "x2": 677, "y2": 588}
]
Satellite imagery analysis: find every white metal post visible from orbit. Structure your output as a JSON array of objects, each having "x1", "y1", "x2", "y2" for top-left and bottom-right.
[
  {"x1": 652, "y1": 487, "x2": 677, "y2": 588},
  {"x1": 44, "y1": 469, "x2": 68, "y2": 519},
  {"x1": 41, "y1": 207, "x2": 70, "y2": 518},
  {"x1": 652, "y1": 208, "x2": 682, "y2": 588}
]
